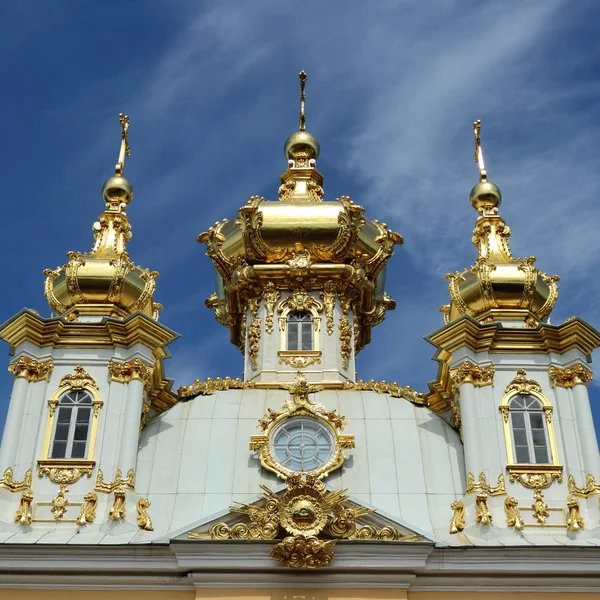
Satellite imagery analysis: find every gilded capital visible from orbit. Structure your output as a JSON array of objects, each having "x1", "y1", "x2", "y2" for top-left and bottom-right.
[
  {"x1": 549, "y1": 364, "x2": 593, "y2": 388},
  {"x1": 108, "y1": 358, "x2": 153, "y2": 390},
  {"x1": 450, "y1": 361, "x2": 494, "y2": 391},
  {"x1": 8, "y1": 356, "x2": 53, "y2": 382}
]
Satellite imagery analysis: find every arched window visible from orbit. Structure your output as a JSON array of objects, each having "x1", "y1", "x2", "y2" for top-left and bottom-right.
[
  {"x1": 509, "y1": 394, "x2": 550, "y2": 464},
  {"x1": 287, "y1": 312, "x2": 313, "y2": 351},
  {"x1": 51, "y1": 390, "x2": 93, "y2": 459}
]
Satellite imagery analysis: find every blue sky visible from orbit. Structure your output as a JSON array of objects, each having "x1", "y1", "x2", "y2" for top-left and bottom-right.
[{"x1": 1, "y1": 1, "x2": 600, "y2": 437}]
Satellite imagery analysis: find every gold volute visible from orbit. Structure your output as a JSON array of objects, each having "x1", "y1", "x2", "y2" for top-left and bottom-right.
[{"x1": 44, "y1": 114, "x2": 161, "y2": 321}]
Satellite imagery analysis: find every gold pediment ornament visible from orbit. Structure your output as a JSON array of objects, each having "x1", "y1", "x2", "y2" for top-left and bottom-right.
[
  {"x1": 187, "y1": 474, "x2": 423, "y2": 569},
  {"x1": 505, "y1": 368, "x2": 542, "y2": 395},
  {"x1": 38, "y1": 460, "x2": 94, "y2": 484},
  {"x1": 507, "y1": 465, "x2": 563, "y2": 489},
  {"x1": 60, "y1": 364, "x2": 98, "y2": 390},
  {"x1": 250, "y1": 372, "x2": 354, "y2": 480}
]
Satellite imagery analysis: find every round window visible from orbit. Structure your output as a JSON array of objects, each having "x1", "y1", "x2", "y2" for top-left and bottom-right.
[{"x1": 270, "y1": 417, "x2": 335, "y2": 473}]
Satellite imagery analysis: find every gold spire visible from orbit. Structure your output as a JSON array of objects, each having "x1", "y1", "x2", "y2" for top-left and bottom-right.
[
  {"x1": 298, "y1": 71, "x2": 307, "y2": 131},
  {"x1": 473, "y1": 119, "x2": 486, "y2": 182},
  {"x1": 115, "y1": 113, "x2": 131, "y2": 177}
]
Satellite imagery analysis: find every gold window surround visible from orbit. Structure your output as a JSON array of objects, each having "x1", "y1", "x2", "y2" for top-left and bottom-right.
[
  {"x1": 499, "y1": 369, "x2": 561, "y2": 486},
  {"x1": 38, "y1": 365, "x2": 103, "y2": 484},
  {"x1": 277, "y1": 291, "x2": 323, "y2": 352}
]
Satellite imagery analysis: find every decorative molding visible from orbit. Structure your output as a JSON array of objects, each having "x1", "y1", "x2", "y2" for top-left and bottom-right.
[
  {"x1": 568, "y1": 473, "x2": 600, "y2": 498},
  {"x1": 108, "y1": 358, "x2": 154, "y2": 390},
  {"x1": 549, "y1": 364, "x2": 593, "y2": 388},
  {"x1": 343, "y1": 379, "x2": 426, "y2": 405},
  {"x1": 449, "y1": 500, "x2": 465, "y2": 534},
  {"x1": 136, "y1": 497, "x2": 154, "y2": 531},
  {"x1": 475, "y1": 493, "x2": 492, "y2": 525},
  {"x1": 466, "y1": 472, "x2": 506, "y2": 496},
  {"x1": 320, "y1": 281, "x2": 336, "y2": 336},
  {"x1": 504, "y1": 497, "x2": 524, "y2": 531},
  {"x1": 531, "y1": 489, "x2": 550, "y2": 525},
  {"x1": 14, "y1": 490, "x2": 33, "y2": 525},
  {"x1": 189, "y1": 474, "x2": 422, "y2": 569},
  {"x1": 108, "y1": 489, "x2": 126, "y2": 520},
  {"x1": 247, "y1": 315, "x2": 262, "y2": 371},
  {"x1": 278, "y1": 350, "x2": 321, "y2": 369},
  {"x1": 263, "y1": 283, "x2": 281, "y2": 335},
  {"x1": 59, "y1": 364, "x2": 98, "y2": 390},
  {"x1": 507, "y1": 465, "x2": 563, "y2": 489},
  {"x1": 76, "y1": 492, "x2": 98, "y2": 525},
  {"x1": 95, "y1": 467, "x2": 135, "y2": 493},
  {"x1": 250, "y1": 373, "x2": 354, "y2": 480},
  {"x1": 566, "y1": 497, "x2": 584, "y2": 531},
  {"x1": 7, "y1": 356, "x2": 54, "y2": 382},
  {"x1": 178, "y1": 376, "x2": 253, "y2": 399},
  {"x1": 338, "y1": 313, "x2": 352, "y2": 370},
  {"x1": 450, "y1": 361, "x2": 494, "y2": 391},
  {"x1": 505, "y1": 368, "x2": 542, "y2": 395},
  {"x1": 38, "y1": 460, "x2": 94, "y2": 484},
  {"x1": 0, "y1": 467, "x2": 32, "y2": 492}
]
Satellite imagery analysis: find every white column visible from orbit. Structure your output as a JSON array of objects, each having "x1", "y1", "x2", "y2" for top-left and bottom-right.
[
  {"x1": 0, "y1": 375, "x2": 30, "y2": 469},
  {"x1": 117, "y1": 377, "x2": 145, "y2": 474},
  {"x1": 572, "y1": 383, "x2": 600, "y2": 477},
  {"x1": 458, "y1": 382, "x2": 483, "y2": 476}
]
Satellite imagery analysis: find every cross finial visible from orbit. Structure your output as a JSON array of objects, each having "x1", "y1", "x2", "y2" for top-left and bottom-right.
[
  {"x1": 473, "y1": 119, "x2": 487, "y2": 181},
  {"x1": 115, "y1": 113, "x2": 131, "y2": 176},
  {"x1": 298, "y1": 71, "x2": 307, "y2": 131}
]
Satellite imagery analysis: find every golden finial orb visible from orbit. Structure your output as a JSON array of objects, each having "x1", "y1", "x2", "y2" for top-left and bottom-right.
[
  {"x1": 284, "y1": 71, "x2": 320, "y2": 160},
  {"x1": 101, "y1": 113, "x2": 134, "y2": 205},
  {"x1": 469, "y1": 119, "x2": 501, "y2": 211}
]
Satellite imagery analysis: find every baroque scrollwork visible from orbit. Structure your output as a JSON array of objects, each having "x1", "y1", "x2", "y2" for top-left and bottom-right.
[
  {"x1": 566, "y1": 497, "x2": 584, "y2": 532},
  {"x1": 0, "y1": 467, "x2": 32, "y2": 492},
  {"x1": 549, "y1": 364, "x2": 593, "y2": 388},
  {"x1": 51, "y1": 484, "x2": 70, "y2": 520},
  {"x1": 108, "y1": 358, "x2": 154, "y2": 390},
  {"x1": 76, "y1": 492, "x2": 98, "y2": 525},
  {"x1": 338, "y1": 313, "x2": 352, "y2": 370},
  {"x1": 508, "y1": 468, "x2": 562, "y2": 489},
  {"x1": 263, "y1": 283, "x2": 281, "y2": 335},
  {"x1": 505, "y1": 368, "x2": 542, "y2": 395},
  {"x1": 568, "y1": 473, "x2": 600, "y2": 498},
  {"x1": 475, "y1": 493, "x2": 492, "y2": 525},
  {"x1": 320, "y1": 280, "x2": 336, "y2": 336},
  {"x1": 38, "y1": 464, "x2": 93, "y2": 484},
  {"x1": 531, "y1": 489, "x2": 549, "y2": 525},
  {"x1": 108, "y1": 489, "x2": 126, "y2": 520},
  {"x1": 250, "y1": 373, "x2": 354, "y2": 480},
  {"x1": 136, "y1": 497, "x2": 154, "y2": 531},
  {"x1": 278, "y1": 353, "x2": 321, "y2": 369},
  {"x1": 15, "y1": 489, "x2": 33, "y2": 525},
  {"x1": 449, "y1": 500, "x2": 465, "y2": 534},
  {"x1": 59, "y1": 364, "x2": 98, "y2": 390},
  {"x1": 504, "y1": 497, "x2": 524, "y2": 531},
  {"x1": 466, "y1": 472, "x2": 506, "y2": 496},
  {"x1": 8, "y1": 356, "x2": 54, "y2": 382}
]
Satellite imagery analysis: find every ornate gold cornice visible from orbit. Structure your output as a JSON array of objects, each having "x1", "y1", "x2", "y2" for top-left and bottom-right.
[
  {"x1": 450, "y1": 361, "x2": 494, "y2": 391},
  {"x1": 466, "y1": 472, "x2": 506, "y2": 496},
  {"x1": 0, "y1": 467, "x2": 32, "y2": 492},
  {"x1": 506, "y1": 464, "x2": 563, "y2": 489},
  {"x1": 549, "y1": 364, "x2": 593, "y2": 388},
  {"x1": 8, "y1": 356, "x2": 53, "y2": 382},
  {"x1": 0, "y1": 309, "x2": 178, "y2": 413},
  {"x1": 37, "y1": 460, "x2": 94, "y2": 484},
  {"x1": 108, "y1": 358, "x2": 153, "y2": 390}
]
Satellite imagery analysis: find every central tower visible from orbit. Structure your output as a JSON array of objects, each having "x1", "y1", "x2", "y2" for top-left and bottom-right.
[{"x1": 199, "y1": 73, "x2": 402, "y2": 382}]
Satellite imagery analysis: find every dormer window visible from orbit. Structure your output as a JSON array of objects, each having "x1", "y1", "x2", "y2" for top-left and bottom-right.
[{"x1": 287, "y1": 312, "x2": 313, "y2": 351}]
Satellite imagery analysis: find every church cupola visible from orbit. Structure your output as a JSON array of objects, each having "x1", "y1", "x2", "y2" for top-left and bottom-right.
[
  {"x1": 199, "y1": 72, "x2": 402, "y2": 383},
  {"x1": 43, "y1": 114, "x2": 162, "y2": 322},
  {"x1": 441, "y1": 120, "x2": 559, "y2": 328}
]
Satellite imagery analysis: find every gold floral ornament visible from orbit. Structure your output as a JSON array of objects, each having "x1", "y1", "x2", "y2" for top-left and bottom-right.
[
  {"x1": 531, "y1": 489, "x2": 550, "y2": 525},
  {"x1": 504, "y1": 497, "x2": 524, "y2": 531},
  {"x1": 250, "y1": 372, "x2": 354, "y2": 480},
  {"x1": 549, "y1": 364, "x2": 593, "y2": 388},
  {"x1": 190, "y1": 474, "x2": 422, "y2": 569},
  {"x1": 449, "y1": 500, "x2": 465, "y2": 534}
]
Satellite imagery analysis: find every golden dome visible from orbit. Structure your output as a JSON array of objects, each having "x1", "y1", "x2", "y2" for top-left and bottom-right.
[
  {"x1": 441, "y1": 121, "x2": 559, "y2": 327},
  {"x1": 199, "y1": 72, "x2": 402, "y2": 351},
  {"x1": 43, "y1": 114, "x2": 161, "y2": 321}
]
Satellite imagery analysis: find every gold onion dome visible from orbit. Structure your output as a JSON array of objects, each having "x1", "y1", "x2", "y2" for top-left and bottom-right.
[
  {"x1": 199, "y1": 72, "x2": 402, "y2": 352},
  {"x1": 43, "y1": 114, "x2": 161, "y2": 321},
  {"x1": 442, "y1": 120, "x2": 559, "y2": 327}
]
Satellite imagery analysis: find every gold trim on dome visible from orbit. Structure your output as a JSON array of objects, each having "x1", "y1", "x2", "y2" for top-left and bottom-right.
[
  {"x1": 449, "y1": 500, "x2": 465, "y2": 534},
  {"x1": 178, "y1": 376, "x2": 253, "y2": 399},
  {"x1": 568, "y1": 473, "x2": 600, "y2": 498},
  {"x1": 466, "y1": 472, "x2": 506, "y2": 496},
  {"x1": 343, "y1": 379, "x2": 426, "y2": 405},
  {"x1": 250, "y1": 372, "x2": 354, "y2": 480},
  {"x1": 475, "y1": 493, "x2": 492, "y2": 525},
  {"x1": 0, "y1": 467, "x2": 32, "y2": 493},
  {"x1": 189, "y1": 474, "x2": 422, "y2": 569},
  {"x1": 136, "y1": 497, "x2": 154, "y2": 531},
  {"x1": 549, "y1": 364, "x2": 593, "y2": 388},
  {"x1": 450, "y1": 361, "x2": 494, "y2": 391},
  {"x1": 95, "y1": 467, "x2": 135, "y2": 493},
  {"x1": 278, "y1": 350, "x2": 322, "y2": 369},
  {"x1": 8, "y1": 356, "x2": 54, "y2": 382},
  {"x1": 108, "y1": 358, "x2": 153, "y2": 390},
  {"x1": 504, "y1": 497, "x2": 524, "y2": 531}
]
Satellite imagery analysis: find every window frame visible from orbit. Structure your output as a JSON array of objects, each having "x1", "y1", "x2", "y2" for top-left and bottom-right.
[
  {"x1": 49, "y1": 390, "x2": 94, "y2": 460},
  {"x1": 39, "y1": 377, "x2": 103, "y2": 472},
  {"x1": 286, "y1": 311, "x2": 314, "y2": 351},
  {"x1": 508, "y1": 395, "x2": 551, "y2": 464}
]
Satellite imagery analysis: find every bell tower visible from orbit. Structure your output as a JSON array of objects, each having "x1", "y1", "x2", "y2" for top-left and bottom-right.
[{"x1": 199, "y1": 72, "x2": 402, "y2": 383}]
